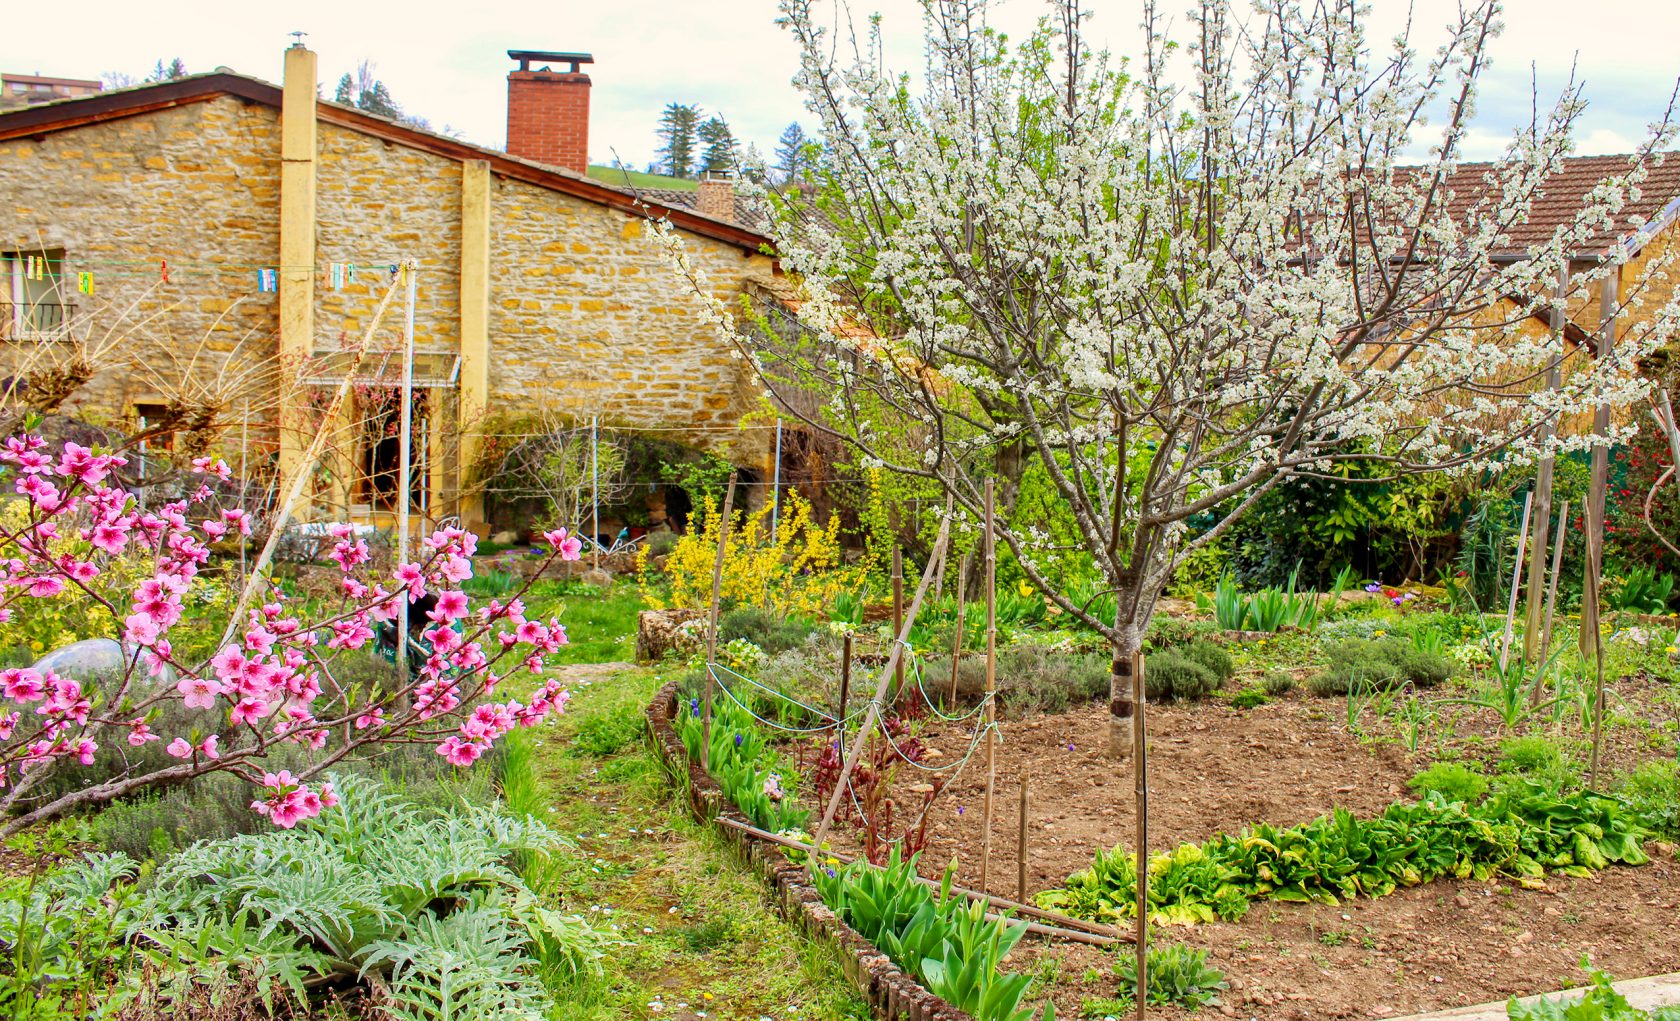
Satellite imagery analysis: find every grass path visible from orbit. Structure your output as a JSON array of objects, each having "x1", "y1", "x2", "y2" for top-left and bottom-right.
[{"x1": 534, "y1": 659, "x2": 868, "y2": 1021}]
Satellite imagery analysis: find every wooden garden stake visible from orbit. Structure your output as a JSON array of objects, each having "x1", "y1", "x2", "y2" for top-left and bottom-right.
[
  {"x1": 1132, "y1": 647, "x2": 1149, "y2": 1020},
  {"x1": 1524, "y1": 263, "x2": 1568, "y2": 664},
  {"x1": 1017, "y1": 769, "x2": 1030, "y2": 902},
  {"x1": 949, "y1": 552, "x2": 971, "y2": 708},
  {"x1": 838, "y1": 631, "x2": 852, "y2": 750},
  {"x1": 701, "y1": 473, "x2": 739, "y2": 772},
  {"x1": 1584, "y1": 271, "x2": 1618, "y2": 787},
  {"x1": 979, "y1": 479, "x2": 998, "y2": 894},
  {"x1": 1499, "y1": 490, "x2": 1533, "y2": 672},
  {"x1": 1533, "y1": 500, "x2": 1569, "y2": 706},
  {"x1": 892, "y1": 545, "x2": 905, "y2": 699},
  {"x1": 807, "y1": 500, "x2": 955, "y2": 876}
]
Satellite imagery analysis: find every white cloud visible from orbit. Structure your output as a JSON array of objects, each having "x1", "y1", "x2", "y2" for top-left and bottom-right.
[{"x1": 4, "y1": 0, "x2": 1676, "y2": 169}]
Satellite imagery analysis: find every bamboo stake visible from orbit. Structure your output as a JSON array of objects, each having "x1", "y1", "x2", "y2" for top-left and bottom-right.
[
  {"x1": 1132, "y1": 648, "x2": 1149, "y2": 1021},
  {"x1": 949, "y1": 552, "x2": 971, "y2": 708},
  {"x1": 396, "y1": 264, "x2": 417, "y2": 677},
  {"x1": 713, "y1": 817, "x2": 1127, "y2": 941},
  {"x1": 1524, "y1": 263, "x2": 1568, "y2": 663},
  {"x1": 838, "y1": 632, "x2": 852, "y2": 750},
  {"x1": 220, "y1": 266, "x2": 407, "y2": 647},
  {"x1": 701, "y1": 473, "x2": 739, "y2": 772},
  {"x1": 807, "y1": 500, "x2": 954, "y2": 876},
  {"x1": 892, "y1": 545, "x2": 905, "y2": 699},
  {"x1": 1585, "y1": 271, "x2": 1618, "y2": 787},
  {"x1": 979, "y1": 479, "x2": 998, "y2": 894},
  {"x1": 1499, "y1": 491, "x2": 1534, "y2": 672},
  {"x1": 1017, "y1": 769, "x2": 1031, "y2": 902},
  {"x1": 1533, "y1": 501, "x2": 1570, "y2": 706}
]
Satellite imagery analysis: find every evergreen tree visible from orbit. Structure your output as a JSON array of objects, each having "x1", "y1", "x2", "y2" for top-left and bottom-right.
[
  {"x1": 774, "y1": 122, "x2": 810, "y2": 183},
  {"x1": 146, "y1": 58, "x2": 188, "y2": 82},
  {"x1": 336, "y1": 60, "x2": 402, "y2": 120},
  {"x1": 655, "y1": 103, "x2": 702, "y2": 179},
  {"x1": 698, "y1": 116, "x2": 738, "y2": 174}
]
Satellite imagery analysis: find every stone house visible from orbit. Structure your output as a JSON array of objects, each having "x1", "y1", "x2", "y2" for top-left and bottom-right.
[{"x1": 0, "y1": 44, "x2": 777, "y2": 535}]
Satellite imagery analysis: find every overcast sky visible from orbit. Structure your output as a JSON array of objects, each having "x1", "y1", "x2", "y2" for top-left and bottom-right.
[{"x1": 5, "y1": 1, "x2": 1677, "y2": 171}]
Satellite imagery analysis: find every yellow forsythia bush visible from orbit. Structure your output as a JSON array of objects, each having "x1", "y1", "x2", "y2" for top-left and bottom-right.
[{"x1": 640, "y1": 490, "x2": 867, "y2": 618}]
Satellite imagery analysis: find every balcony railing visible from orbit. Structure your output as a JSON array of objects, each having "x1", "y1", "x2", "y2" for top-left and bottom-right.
[{"x1": 0, "y1": 302, "x2": 74, "y2": 340}]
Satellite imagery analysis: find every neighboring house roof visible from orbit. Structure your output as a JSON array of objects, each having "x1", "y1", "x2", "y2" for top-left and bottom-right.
[
  {"x1": 0, "y1": 71, "x2": 770, "y2": 254},
  {"x1": 1432, "y1": 152, "x2": 1680, "y2": 258}
]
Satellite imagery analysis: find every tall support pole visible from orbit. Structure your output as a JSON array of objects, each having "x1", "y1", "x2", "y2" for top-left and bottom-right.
[
  {"x1": 396, "y1": 261, "x2": 417, "y2": 676},
  {"x1": 1585, "y1": 270, "x2": 1617, "y2": 787},
  {"x1": 1533, "y1": 501, "x2": 1570, "y2": 704},
  {"x1": 238, "y1": 403, "x2": 249, "y2": 582},
  {"x1": 1132, "y1": 648, "x2": 1149, "y2": 1019},
  {"x1": 838, "y1": 631, "x2": 852, "y2": 751},
  {"x1": 979, "y1": 480, "x2": 998, "y2": 893},
  {"x1": 949, "y1": 552, "x2": 971, "y2": 708},
  {"x1": 701, "y1": 473, "x2": 738, "y2": 773},
  {"x1": 1499, "y1": 491, "x2": 1534, "y2": 672},
  {"x1": 769, "y1": 418, "x2": 783, "y2": 547},
  {"x1": 1016, "y1": 769, "x2": 1031, "y2": 902},
  {"x1": 591, "y1": 416, "x2": 600, "y2": 571},
  {"x1": 892, "y1": 546, "x2": 905, "y2": 700},
  {"x1": 1524, "y1": 264, "x2": 1568, "y2": 663},
  {"x1": 276, "y1": 43, "x2": 318, "y2": 499}
]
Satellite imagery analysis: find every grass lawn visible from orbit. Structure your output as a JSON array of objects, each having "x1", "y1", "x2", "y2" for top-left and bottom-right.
[
  {"x1": 587, "y1": 164, "x2": 698, "y2": 192},
  {"x1": 524, "y1": 582, "x2": 648, "y2": 665},
  {"x1": 529, "y1": 585, "x2": 867, "y2": 1020}
]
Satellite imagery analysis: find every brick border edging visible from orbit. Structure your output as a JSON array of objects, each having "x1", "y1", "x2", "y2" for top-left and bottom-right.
[{"x1": 644, "y1": 678, "x2": 973, "y2": 1021}]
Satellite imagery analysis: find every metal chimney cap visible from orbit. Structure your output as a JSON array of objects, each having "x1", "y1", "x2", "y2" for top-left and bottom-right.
[{"x1": 508, "y1": 50, "x2": 594, "y2": 73}]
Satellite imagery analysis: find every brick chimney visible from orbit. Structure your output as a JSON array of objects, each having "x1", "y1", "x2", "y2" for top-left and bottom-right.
[
  {"x1": 505, "y1": 50, "x2": 592, "y2": 174},
  {"x1": 696, "y1": 169, "x2": 735, "y2": 222}
]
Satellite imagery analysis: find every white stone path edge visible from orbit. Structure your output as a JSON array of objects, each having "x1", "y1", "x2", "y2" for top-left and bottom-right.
[{"x1": 1390, "y1": 972, "x2": 1680, "y2": 1020}]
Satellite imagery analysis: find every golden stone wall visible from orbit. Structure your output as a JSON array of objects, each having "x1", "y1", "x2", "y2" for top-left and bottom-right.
[{"x1": 0, "y1": 94, "x2": 777, "y2": 484}]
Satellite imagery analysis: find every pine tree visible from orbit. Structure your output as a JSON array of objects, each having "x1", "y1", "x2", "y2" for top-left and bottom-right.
[
  {"x1": 655, "y1": 103, "x2": 702, "y2": 179},
  {"x1": 698, "y1": 116, "x2": 738, "y2": 175},
  {"x1": 774, "y1": 122, "x2": 810, "y2": 183},
  {"x1": 146, "y1": 58, "x2": 188, "y2": 82}
]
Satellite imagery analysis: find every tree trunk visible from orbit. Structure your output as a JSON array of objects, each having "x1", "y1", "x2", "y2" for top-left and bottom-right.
[{"x1": 1107, "y1": 625, "x2": 1142, "y2": 759}]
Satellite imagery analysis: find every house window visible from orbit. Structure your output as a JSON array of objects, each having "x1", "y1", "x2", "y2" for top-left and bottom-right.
[{"x1": 2, "y1": 250, "x2": 73, "y2": 339}]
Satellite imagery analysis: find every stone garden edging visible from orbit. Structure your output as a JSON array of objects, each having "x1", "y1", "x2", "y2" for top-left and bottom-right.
[{"x1": 644, "y1": 677, "x2": 973, "y2": 1021}]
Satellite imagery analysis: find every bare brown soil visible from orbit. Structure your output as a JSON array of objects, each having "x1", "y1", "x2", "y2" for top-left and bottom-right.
[{"x1": 805, "y1": 693, "x2": 1680, "y2": 1020}]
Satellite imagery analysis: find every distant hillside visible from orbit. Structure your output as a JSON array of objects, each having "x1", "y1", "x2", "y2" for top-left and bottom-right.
[{"x1": 586, "y1": 165, "x2": 697, "y2": 191}]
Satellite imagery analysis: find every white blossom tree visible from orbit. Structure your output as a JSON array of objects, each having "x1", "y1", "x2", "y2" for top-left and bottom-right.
[{"x1": 659, "y1": 0, "x2": 1680, "y2": 761}]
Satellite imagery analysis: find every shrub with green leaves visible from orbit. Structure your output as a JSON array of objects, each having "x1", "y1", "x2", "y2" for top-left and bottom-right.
[
  {"x1": 1408, "y1": 762, "x2": 1489, "y2": 804},
  {"x1": 1039, "y1": 782, "x2": 1650, "y2": 926},
  {"x1": 1497, "y1": 736, "x2": 1566, "y2": 776},
  {"x1": 1145, "y1": 641, "x2": 1233, "y2": 702},
  {"x1": 1604, "y1": 566, "x2": 1676, "y2": 615},
  {"x1": 0, "y1": 853, "x2": 138, "y2": 1018},
  {"x1": 1619, "y1": 759, "x2": 1680, "y2": 841},
  {"x1": 1114, "y1": 943, "x2": 1226, "y2": 1010},
  {"x1": 1308, "y1": 637, "x2": 1452, "y2": 696},
  {"x1": 720, "y1": 606, "x2": 819, "y2": 653},
  {"x1": 2, "y1": 777, "x2": 602, "y2": 1020},
  {"x1": 133, "y1": 775, "x2": 602, "y2": 1020},
  {"x1": 1261, "y1": 670, "x2": 1296, "y2": 695},
  {"x1": 814, "y1": 850, "x2": 1054, "y2": 1021},
  {"x1": 1508, "y1": 963, "x2": 1680, "y2": 1020}
]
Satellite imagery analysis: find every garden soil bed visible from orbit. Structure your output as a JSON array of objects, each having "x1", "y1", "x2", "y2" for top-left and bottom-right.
[{"x1": 807, "y1": 696, "x2": 1680, "y2": 1020}]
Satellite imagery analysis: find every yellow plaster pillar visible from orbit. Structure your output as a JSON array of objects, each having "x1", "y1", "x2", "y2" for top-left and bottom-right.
[
  {"x1": 458, "y1": 159, "x2": 492, "y2": 527},
  {"x1": 277, "y1": 44, "x2": 319, "y2": 513}
]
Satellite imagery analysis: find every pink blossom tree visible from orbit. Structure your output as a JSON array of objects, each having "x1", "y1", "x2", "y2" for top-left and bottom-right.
[{"x1": 0, "y1": 432, "x2": 586, "y2": 837}]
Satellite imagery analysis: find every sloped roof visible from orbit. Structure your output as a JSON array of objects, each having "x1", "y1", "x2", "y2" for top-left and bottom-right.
[
  {"x1": 0, "y1": 70, "x2": 771, "y2": 253},
  {"x1": 1430, "y1": 152, "x2": 1680, "y2": 258}
]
